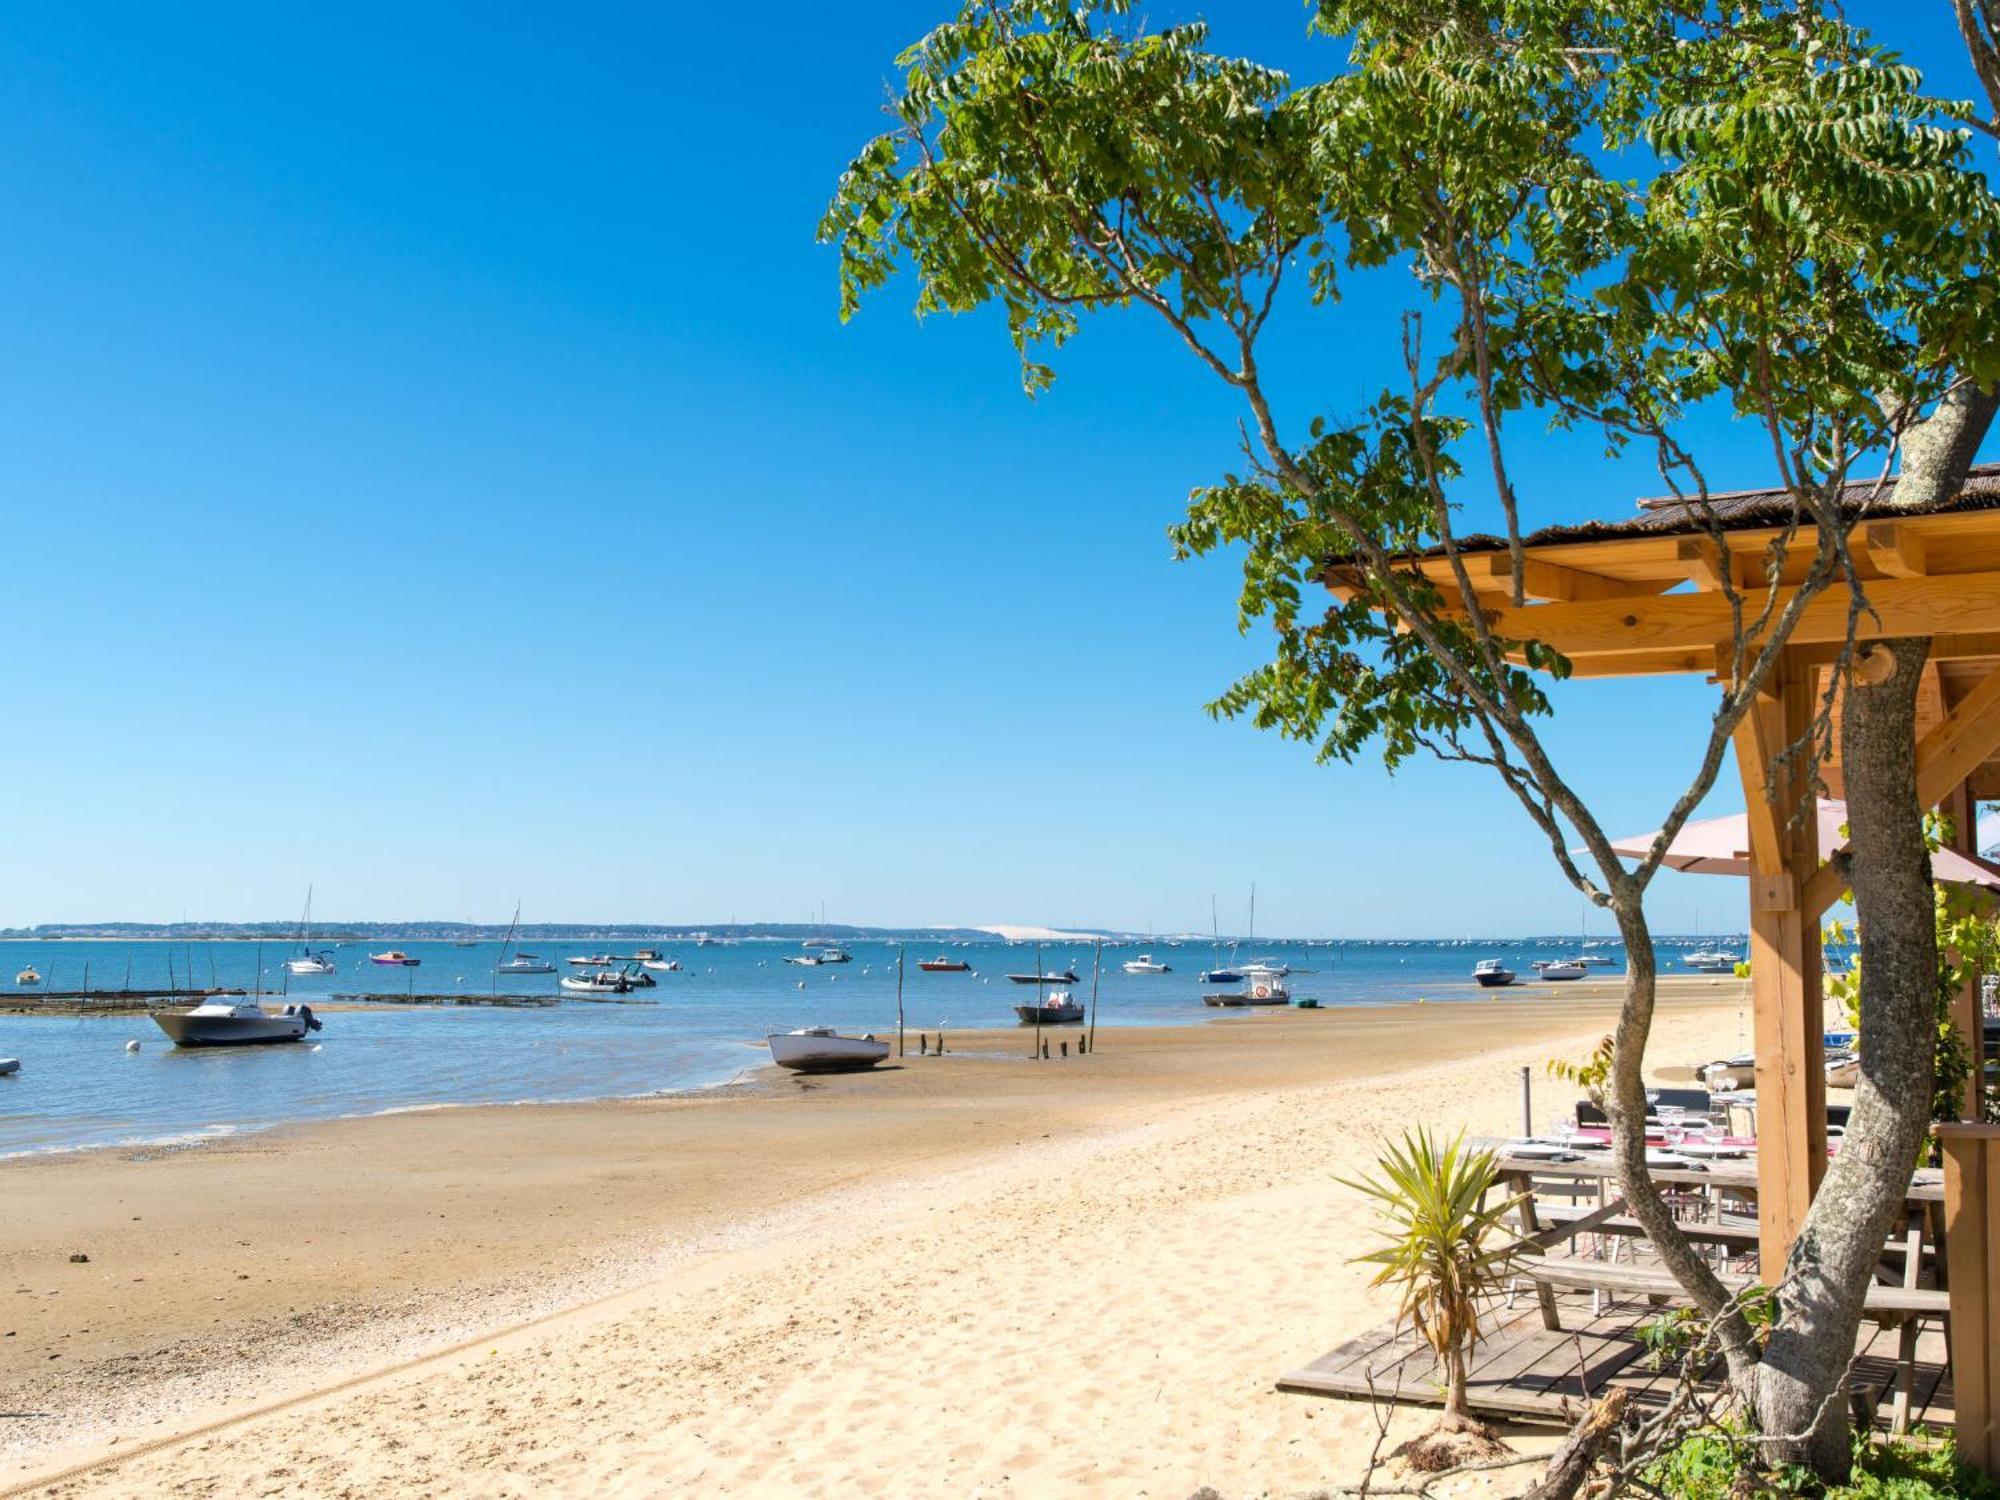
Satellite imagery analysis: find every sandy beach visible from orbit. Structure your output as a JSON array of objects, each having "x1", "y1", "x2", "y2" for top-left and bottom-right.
[{"x1": 5, "y1": 980, "x2": 1753, "y2": 1498}]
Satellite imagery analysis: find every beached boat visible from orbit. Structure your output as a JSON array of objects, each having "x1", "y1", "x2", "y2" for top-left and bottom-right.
[
  {"x1": 14, "y1": 965, "x2": 40, "y2": 986},
  {"x1": 1204, "y1": 976, "x2": 1291, "y2": 1007},
  {"x1": 1121, "y1": 954, "x2": 1171, "y2": 974},
  {"x1": 1014, "y1": 990, "x2": 1085, "y2": 1024},
  {"x1": 153, "y1": 995, "x2": 322, "y2": 1048},
  {"x1": 285, "y1": 888, "x2": 336, "y2": 976},
  {"x1": 370, "y1": 951, "x2": 421, "y2": 967},
  {"x1": 1698, "y1": 1053, "x2": 1757, "y2": 1090},
  {"x1": 1531, "y1": 959, "x2": 1587, "y2": 981},
  {"x1": 766, "y1": 1028, "x2": 890, "y2": 1073},
  {"x1": 919, "y1": 956, "x2": 971, "y2": 972},
  {"x1": 1006, "y1": 969, "x2": 1079, "y2": 985},
  {"x1": 1473, "y1": 959, "x2": 1516, "y2": 988}
]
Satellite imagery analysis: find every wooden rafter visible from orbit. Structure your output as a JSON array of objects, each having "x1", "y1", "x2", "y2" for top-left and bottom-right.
[
  {"x1": 1464, "y1": 553, "x2": 1671, "y2": 603},
  {"x1": 1865, "y1": 523, "x2": 1930, "y2": 579},
  {"x1": 1914, "y1": 668, "x2": 2000, "y2": 813}
]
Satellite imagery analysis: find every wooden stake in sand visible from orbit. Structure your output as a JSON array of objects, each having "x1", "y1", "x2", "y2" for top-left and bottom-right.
[
  {"x1": 896, "y1": 945, "x2": 905, "y2": 1058},
  {"x1": 1032, "y1": 941, "x2": 1044, "y2": 1060},
  {"x1": 1089, "y1": 938, "x2": 1101, "y2": 1056}
]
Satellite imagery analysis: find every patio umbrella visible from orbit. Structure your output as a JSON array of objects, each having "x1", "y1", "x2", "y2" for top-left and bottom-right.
[{"x1": 1609, "y1": 798, "x2": 2000, "y2": 892}]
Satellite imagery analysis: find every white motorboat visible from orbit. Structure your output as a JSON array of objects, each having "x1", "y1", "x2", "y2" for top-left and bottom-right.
[
  {"x1": 1121, "y1": 954, "x2": 1171, "y2": 974},
  {"x1": 1473, "y1": 959, "x2": 1516, "y2": 988},
  {"x1": 1685, "y1": 948, "x2": 1741, "y2": 973},
  {"x1": 766, "y1": 1028, "x2": 890, "y2": 1073},
  {"x1": 560, "y1": 965, "x2": 656, "y2": 997},
  {"x1": 641, "y1": 958, "x2": 681, "y2": 972},
  {"x1": 14, "y1": 966, "x2": 40, "y2": 987},
  {"x1": 1531, "y1": 959, "x2": 1588, "y2": 981},
  {"x1": 1240, "y1": 958, "x2": 1290, "y2": 978},
  {"x1": 567, "y1": 953, "x2": 618, "y2": 967},
  {"x1": 813, "y1": 946, "x2": 853, "y2": 965},
  {"x1": 153, "y1": 995, "x2": 322, "y2": 1048}
]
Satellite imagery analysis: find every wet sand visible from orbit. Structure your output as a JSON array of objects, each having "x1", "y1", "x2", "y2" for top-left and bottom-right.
[{"x1": 3, "y1": 977, "x2": 1752, "y2": 1497}]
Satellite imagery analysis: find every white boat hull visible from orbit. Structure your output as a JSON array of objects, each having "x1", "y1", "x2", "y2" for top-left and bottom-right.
[
  {"x1": 766, "y1": 1031, "x2": 890, "y2": 1073},
  {"x1": 153, "y1": 1003, "x2": 319, "y2": 1048}
]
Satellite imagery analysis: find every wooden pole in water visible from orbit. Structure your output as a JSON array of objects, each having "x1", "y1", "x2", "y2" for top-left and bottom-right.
[
  {"x1": 897, "y1": 944, "x2": 906, "y2": 1058},
  {"x1": 1089, "y1": 938, "x2": 1101, "y2": 1055},
  {"x1": 1032, "y1": 941, "x2": 1044, "y2": 1059}
]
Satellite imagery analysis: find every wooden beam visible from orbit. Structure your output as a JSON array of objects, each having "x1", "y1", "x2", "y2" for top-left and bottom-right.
[
  {"x1": 1866, "y1": 522, "x2": 1930, "y2": 579},
  {"x1": 1561, "y1": 648, "x2": 1721, "y2": 678},
  {"x1": 1803, "y1": 859, "x2": 1847, "y2": 920},
  {"x1": 1942, "y1": 781, "x2": 1989, "y2": 1125},
  {"x1": 1467, "y1": 553, "x2": 1671, "y2": 603},
  {"x1": 1936, "y1": 1123, "x2": 2000, "y2": 1474},
  {"x1": 1747, "y1": 660, "x2": 1826, "y2": 1273},
  {"x1": 1477, "y1": 570, "x2": 2000, "y2": 661},
  {"x1": 1914, "y1": 669, "x2": 2000, "y2": 813},
  {"x1": 1678, "y1": 537, "x2": 1734, "y2": 592},
  {"x1": 1731, "y1": 699, "x2": 1785, "y2": 880}
]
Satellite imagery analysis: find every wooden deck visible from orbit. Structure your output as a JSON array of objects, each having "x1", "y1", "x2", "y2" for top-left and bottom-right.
[{"x1": 1278, "y1": 1286, "x2": 1955, "y2": 1431}]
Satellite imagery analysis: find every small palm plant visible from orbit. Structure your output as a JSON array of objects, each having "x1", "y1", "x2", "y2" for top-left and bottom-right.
[{"x1": 1342, "y1": 1128, "x2": 1523, "y2": 1462}]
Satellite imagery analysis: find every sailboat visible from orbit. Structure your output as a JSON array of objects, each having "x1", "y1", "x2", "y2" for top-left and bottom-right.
[
  {"x1": 495, "y1": 903, "x2": 556, "y2": 975},
  {"x1": 284, "y1": 886, "x2": 336, "y2": 976},
  {"x1": 1200, "y1": 893, "x2": 1242, "y2": 985}
]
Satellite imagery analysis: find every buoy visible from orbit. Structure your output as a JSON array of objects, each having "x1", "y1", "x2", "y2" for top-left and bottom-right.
[
  {"x1": 125, "y1": 1039, "x2": 141, "y2": 1053},
  {"x1": 796, "y1": 980, "x2": 806, "y2": 989}
]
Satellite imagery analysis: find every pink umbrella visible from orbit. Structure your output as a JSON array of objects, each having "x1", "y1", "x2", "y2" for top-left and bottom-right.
[{"x1": 1610, "y1": 798, "x2": 2000, "y2": 891}]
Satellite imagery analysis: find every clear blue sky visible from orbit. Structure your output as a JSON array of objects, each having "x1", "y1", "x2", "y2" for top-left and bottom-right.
[{"x1": 0, "y1": 3, "x2": 1986, "y2": 935}]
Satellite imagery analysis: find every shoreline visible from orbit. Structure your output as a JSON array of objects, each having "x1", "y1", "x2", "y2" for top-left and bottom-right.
[
  {"x1": 1, "y1": 983, "x2": 1752, "y2": 1496},
  {"x1": 0, "y1": 974, "x2": 1747, "y2": 1162}
]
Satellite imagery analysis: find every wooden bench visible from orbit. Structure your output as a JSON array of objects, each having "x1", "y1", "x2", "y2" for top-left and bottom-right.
[{"x1": 1518, "y1": 1256, "x2": 1949, "y2": 1317}]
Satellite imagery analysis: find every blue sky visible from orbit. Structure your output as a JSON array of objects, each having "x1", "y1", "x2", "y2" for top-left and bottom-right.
[{"x1": 0, "y1": 3, "x2": 1987, "y2": 935}]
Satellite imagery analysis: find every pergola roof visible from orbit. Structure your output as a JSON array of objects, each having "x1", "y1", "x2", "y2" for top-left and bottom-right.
[{"x1": 1421, "y1": 462, "x2": 2000, "y2": 557}]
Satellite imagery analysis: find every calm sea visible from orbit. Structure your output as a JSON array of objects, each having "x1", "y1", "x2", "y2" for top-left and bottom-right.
[{"x1": 0, "y1": 933, "x2": 1732, "y2": 1157}]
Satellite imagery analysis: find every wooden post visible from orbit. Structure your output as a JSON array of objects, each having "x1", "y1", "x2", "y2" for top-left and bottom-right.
[
  {"x1": 896, "y1": 945, "x2": 905, "y2": 1059},
  {"x1": 1089, "y1": 939, "x2": 1101, "y2": 1056},
  {"x1": 1734, "y1": 652, "x2": 1826, "y2": 1273},
  {"x1": 1942, "y1": 781, "x2": 1988, "y2": 1122},
  {"x1": 1936, "y1": 1122, "x2": 2000, "y2": 1475}
]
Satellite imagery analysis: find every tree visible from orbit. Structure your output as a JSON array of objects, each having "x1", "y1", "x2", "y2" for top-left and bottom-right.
[{"x1": 822, "y1": 0, "x2": 2000, "y2": 1483}]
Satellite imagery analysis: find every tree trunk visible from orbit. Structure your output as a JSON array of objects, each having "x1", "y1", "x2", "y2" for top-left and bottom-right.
[
  {"x1": 1891, "y1": 383, "x2": 1997, "y2": 509},
  {"x1": 1753, "y1": 637, "x2": 1939, "y2": 1478}
]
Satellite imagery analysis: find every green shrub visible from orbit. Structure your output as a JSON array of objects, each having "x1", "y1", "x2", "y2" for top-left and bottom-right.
[{"x1": 1642, "y1": 1427, "x2": 2000, "y2": 1498}]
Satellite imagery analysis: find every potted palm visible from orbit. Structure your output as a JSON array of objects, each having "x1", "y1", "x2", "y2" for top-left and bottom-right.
[{"x1": 1343, "y1": 1127, "x2": 1523, "y2": 1469}]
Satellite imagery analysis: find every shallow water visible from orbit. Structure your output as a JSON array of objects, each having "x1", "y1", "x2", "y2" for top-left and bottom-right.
[{"x1": 0, "y1": 933, "x2": 1689, "y2": 1155}]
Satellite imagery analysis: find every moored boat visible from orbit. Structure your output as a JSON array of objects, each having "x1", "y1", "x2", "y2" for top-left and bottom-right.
[
  {"x1": 1685, "y1": 948, "x2": 1740, "y2": 973},
  {"x1": 1531, "y1": 959, "x2": 1587, "y2": 981},
  {"x1": 1204, "y1": 976, "x2": 1291, "y2": 1007},
  {"x1": 0, "y1": 1057, "x2": 17, "y2": 1076},
  {"x1": 1006, "y1": 969, "x2": 1079, "y2": 985},
  {"x1": 153, "y1": 995, "x2": 322, "y2": 1047},
  {"x1": 919, "y1": 956, "x2": 971, "y2": 972},
  {"x1": 1014, "y1": 990, "x2": 1085, "y2": 1024},
  {"x1": 1121, "y1": 954, "x2": 1171, "y2": 974},
  {"x1": 14, "y1": 965, "x2": 40, "y2": 987},
  {"x1": 766, "y1": 1028, "x2": 890, "y2": 1072},
  {"x1": 1473, "y1": 959, "x2": 1515, "y2": 988},
  {"x1": 370, "y1": 951, "x2": 421, "y2": 967},
  {"x1": 560, "y1": 965, "x2": 656, "y2": 998},
  {"x1": 641, "y1": 957, "x2": 681, "y2": 972},
  {"x1": 285, "y1": 886, "x2": 336, "y2": 975}
]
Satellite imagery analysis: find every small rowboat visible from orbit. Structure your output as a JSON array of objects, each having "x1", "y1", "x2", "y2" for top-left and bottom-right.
[{"x1": 766, "y1": 1028, "x2": 890, "y2": 1073}]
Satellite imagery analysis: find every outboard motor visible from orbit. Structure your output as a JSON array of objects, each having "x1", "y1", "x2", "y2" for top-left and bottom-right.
[{"x1": 300, "y1": 1004, "x2": 322, "y2": 1033}]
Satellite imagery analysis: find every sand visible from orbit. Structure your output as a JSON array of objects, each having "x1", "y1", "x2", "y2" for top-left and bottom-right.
[{"x1": 3, "y1": 979, "x2": 1753, "y2": 1498}]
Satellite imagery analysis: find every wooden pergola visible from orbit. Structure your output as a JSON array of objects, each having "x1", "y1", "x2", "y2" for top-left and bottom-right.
[{"x1": 1335, "y1": 465, "x2": 2000, "y2": 1470}]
